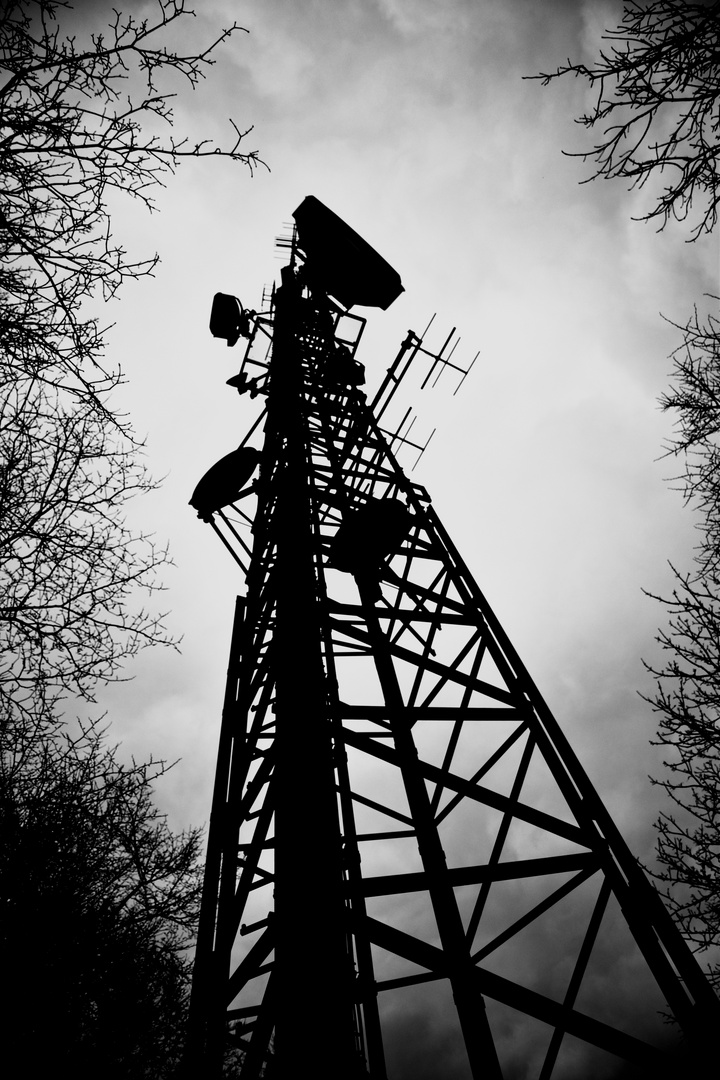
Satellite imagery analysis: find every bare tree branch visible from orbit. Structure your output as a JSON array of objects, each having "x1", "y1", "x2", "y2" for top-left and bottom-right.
[
  {"x1": 0, "y1": 1, "x2": 262, "y2": 726},
  {"x1": 533, "y1": 1, "x2": 720, "y2": 239},
  {"x1": 641, "y1": 302, "x2": 720, "y2": 985},
  {"x1": 0, "y1": 3, "x2": 261, "y2": 1068}
]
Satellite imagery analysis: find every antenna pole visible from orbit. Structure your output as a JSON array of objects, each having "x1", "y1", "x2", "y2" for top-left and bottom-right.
[
  {"x1": 269, "y1": 269, "x2": 361, "y2": 1075},
  {"x1": 185, "y1": 198, "x2": 720, "y2": 1078}
]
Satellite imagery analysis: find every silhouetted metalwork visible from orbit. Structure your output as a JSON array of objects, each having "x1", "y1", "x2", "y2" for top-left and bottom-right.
[
  {"x1": 185, "y1": 197, "x2": 719, "y2": 1078},
  {"x1": 190, "y1": 446, "x2": 260, "y2": 523},
  {"x1": 293, "y1": 195, "x2": 404, "y2": 310},
  {"x1": 210, "y1": 292, "x2": 255, "y2": 348}
]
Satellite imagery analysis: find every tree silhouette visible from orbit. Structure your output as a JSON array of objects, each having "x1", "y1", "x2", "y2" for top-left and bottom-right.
[
  {"x1": 643, "y1": 306, "x2": 720, "y2": 985},
  {"x1": 0, "y1": 1, "x2": 261, "y2": 1068},
  {"x1": 536, "y1": 0, "x2": 720, "y2": 239},
  {"x1": 537, "y1": 0, "x2": 720, "y2": 986},
  {"x1": 0, "y1": 0, "x2": 260, "y2": 729},
  {"x1": 1, "y1": 720, "x2": 203, "y2": 1078}
]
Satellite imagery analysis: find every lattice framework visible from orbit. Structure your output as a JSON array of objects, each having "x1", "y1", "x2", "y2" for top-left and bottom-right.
[{"x1": 185, "y1": 229, "x2": 719, "y2": 1080}]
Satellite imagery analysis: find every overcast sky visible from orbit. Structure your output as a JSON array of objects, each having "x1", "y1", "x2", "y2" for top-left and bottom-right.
[
  {"x1": 71, "y1": 0, "x2": 718, "y2": 1072},
  {"x1": 92, "y1": 0, "x2": 717, "y2": 844}
]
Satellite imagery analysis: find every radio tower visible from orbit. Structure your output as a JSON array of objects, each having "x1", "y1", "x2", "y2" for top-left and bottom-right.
[{"x1": 184, "y1": 197, "x2": 718, "y2": 1079}]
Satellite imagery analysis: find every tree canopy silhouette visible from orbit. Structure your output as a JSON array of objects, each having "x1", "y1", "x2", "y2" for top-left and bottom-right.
[
  {"x1": 0, "y1": 0, "x2": 260, "y2": 729},
  {"x1": 643, "y1": 304, "x2": 720, "y2": 984},
  {"x1": 536, "y1": 0, "x2": 720, "y2": 239},
  {"x1": 538, "y1": 0, "x2": 720, "y2": 987},
  {"x1": 0, "y1": 0, "x2": 261, "y2": 1070},
  {"x1": 1, "y1": 720, "x2": 203, "y2": 1079}
]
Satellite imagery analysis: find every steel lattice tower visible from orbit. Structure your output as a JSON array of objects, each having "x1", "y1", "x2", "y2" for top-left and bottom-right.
[{"x1": 185, "y1": 198, "x2": 719, "y2": 1079}]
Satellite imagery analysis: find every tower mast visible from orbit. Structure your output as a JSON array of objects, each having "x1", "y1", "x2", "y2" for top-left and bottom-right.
[{"x1": 185, "y1": 197, "x2": 719, "y2": 1078}]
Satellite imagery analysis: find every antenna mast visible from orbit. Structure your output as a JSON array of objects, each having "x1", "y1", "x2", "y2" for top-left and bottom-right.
[{"x1": 184, "y1": 197, "x2": 718, "y2": 1078}]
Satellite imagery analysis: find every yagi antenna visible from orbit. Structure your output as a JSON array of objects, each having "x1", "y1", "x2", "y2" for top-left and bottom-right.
[
  {"x1": 380, "y1": 407, "x2": 436, "y2": 471},
  {"x1": 371, "y1": 318, "x2": 479, "y2": 426},
  {"x1": 453, "y1": 350, "x2": 479, "y2": 396},
  {"x1": 418, "y1": 326, "x2": 478, "y2": 394}
]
